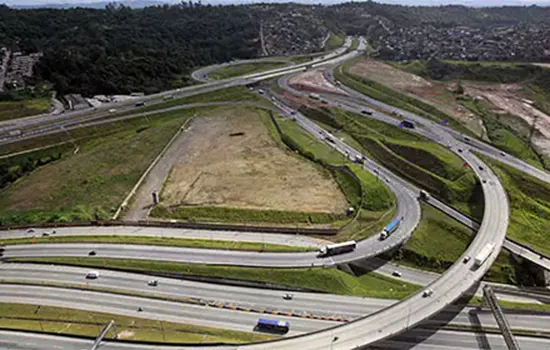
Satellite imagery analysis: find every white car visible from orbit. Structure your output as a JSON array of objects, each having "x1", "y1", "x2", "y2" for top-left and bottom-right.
[
  {"x1": 86, "y1": 271, "x2": 99, "y2": 279},
  {"x1": 283, "y1": 293, "x2": 293, "y2": 300},
  {"x1": 392, "y1": 270, "x2": 402, "y2": 277},
  {"x1": 147, "y1": 280, "x2": 158, "y2": 287},
  {"x1": 423, "y1": 289, "x2": 434, "y2": 297}
]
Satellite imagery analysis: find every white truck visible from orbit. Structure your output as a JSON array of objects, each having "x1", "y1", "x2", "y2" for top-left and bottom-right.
[
  {"x1": 309, "y1": 93, "x2": 320, "y2": 100},
  {"x1": 474, "y1": 243, "x2": 496, "y2": 267}
]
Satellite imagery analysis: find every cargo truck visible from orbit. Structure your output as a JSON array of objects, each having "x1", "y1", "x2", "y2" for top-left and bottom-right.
[
  {"x1": 318, "y1": 241, "x2": 357, "y2": 257},
  {"x1": 474, "y1": 243, "x2": 495, "y2": 266},
  {"x1": 380, "y1": 218, "x2": 401, "y2": 240}
]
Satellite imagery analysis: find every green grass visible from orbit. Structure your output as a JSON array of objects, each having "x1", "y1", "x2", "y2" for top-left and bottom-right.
[
  {"x1": 113, "y1": 86, "x2": 271, "y2": 118},
  {"x1": 275, "y1": 116, "x2": 397, "y2": 240},
  {"x1": 0, "y1": 98, "x2": 50, "y2": 122},
  {"x1": 151, "y1": 205, "x2": 346, "y2": 226},
  {"x1": 350, "y1": 39, "x2": 359, "y2": 51},
  {"x1": 326, "y1": 108, "x2": 482, "y2": 220},
  {"x1": 481, "y1": 155, "x2": 550, "y2": 258},
  {"x1": 0, "y1": 108, "x2": 201, "y2": 225},
  {"x1": 334, "y1": 59, "x2": 474, "y2": 137},
  {"x1": 0, "y1": 235, "x2": 314, "y2": 252},
  {"x1": 0, "y1": 302, "x2": 272, "y2": 344},
  {"x1": 393, "y1": 203, "x2": 537, "y2": 285},
  {"x1": 209, "y1": 62, "x2": 289, "y2": 80},
  {"x1": 468, "y1": 296, "x2": 550, "y2": 313},
  {"x1": 8, "y1": 257, "x2": 421, "y2": 299},
  {"x1": 325, "y1": 33, "x2": 345, "y2": 51},
  {"x1": 394, "y1": 203, "x2": 474, "y2": 272}
]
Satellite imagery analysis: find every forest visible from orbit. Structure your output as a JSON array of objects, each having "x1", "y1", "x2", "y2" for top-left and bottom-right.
[{"x1": 2, "y1": 2, "x2": 550, "y2": 96}]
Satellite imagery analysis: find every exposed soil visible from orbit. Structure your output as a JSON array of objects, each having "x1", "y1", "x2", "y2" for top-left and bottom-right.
[
  {"x1": 348, "y1": 59, "x2": 487, "y2": 137},
  {"x1": 289, "y1": 69, "x2": 349, "y2": 95},
  {"x1": 161, "y1": 108, "x2": 348, "y2": 214},
  {"x1": 464, "y1": 82, "x2": 550, "y2": 157},
  {"x1": 117, "y1": 330, "x2": 135, "y2": 339}
]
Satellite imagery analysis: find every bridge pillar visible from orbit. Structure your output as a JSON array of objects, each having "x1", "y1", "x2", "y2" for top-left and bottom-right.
[{"x1": 337, "y1": 263, "x2": 357, "y2": 277}]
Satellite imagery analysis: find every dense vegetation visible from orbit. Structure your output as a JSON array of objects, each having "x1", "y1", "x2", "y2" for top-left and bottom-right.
[{"x1": 0, "y1": 3, "x2": 260, "y2": 96}]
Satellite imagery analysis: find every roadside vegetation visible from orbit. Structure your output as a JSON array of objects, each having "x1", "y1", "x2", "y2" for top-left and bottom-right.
[
  {"x1": 0, "y1": 98, "x2": 50, "y2": 122},
  {"x1": 0, "y1": 108, "x2": 199, "y2": 225},
  {"x1": 0, "y1": 302, "x2": 272, "y2": 343},
  {"x1": 8, "y1": 258, "x2": 421, "y2": 299},
  {"x1": 113, "y1": 86, "x2": 272, "y2": 118},
  {"x1": 481, "y1": 155, "x2": 550, "y2": 259},
  {"x1": 0, "y1": 235, "x2": 314, "y2": 252},
  {"x1": 334, "y1": 59, "x2": 473, "y2": 136},
  {"x1": 390, "y1": 59, "x2": 550, "y2": 170},
  {"x1": 0, "y1": 87, "x2": 51, "y2": 122},
  {"x1": 300, "y1": 106, "x2": 483, "y2": 220},
  {"x1": 275, "y1": 115, "x2": 397, "y2": 241},
  {"x1": 392, "y1": 203, "x2": 535, "y2": 285},
  {"x1": 208, "y1": 62, "x2": 289, "y2": 80},
  {"x1": 325, "y1": 32, "x2": 345, "y2": 50}
]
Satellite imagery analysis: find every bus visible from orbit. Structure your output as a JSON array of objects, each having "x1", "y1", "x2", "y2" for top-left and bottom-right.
[
  {"x1": 474, "y1": 243, "x2": 496, "y2": 267},
  {"x1": 256, "y1": 318, "x2": 290, "y2": 333},
  {"x1": 318, "y1": 241, "x2": 357, "y2": 257},
  {"x1": 380, "y1": 219, "x2": 401, "y2": 240}
]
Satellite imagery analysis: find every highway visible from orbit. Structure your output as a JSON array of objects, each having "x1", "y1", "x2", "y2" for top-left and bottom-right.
[
  {"x1": 0, "y1": 328, "x2": 548, "y2": 350},
  {"x1": 191, "y1": 58, "x2": 295, "y2": 83},
  {"x1": 0, "y1": 265, "x2": 548, "y2": 335},
  {"x1": 0, "y1": 37, "x2": 354, "y2": 147},
  {"x1": 0, "y1": 35, "x2": 543, "y2": 350}
]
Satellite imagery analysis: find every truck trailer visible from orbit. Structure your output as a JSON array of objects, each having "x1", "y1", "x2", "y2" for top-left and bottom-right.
[{"x1": 474, "y1": 243, "x2": 496, "y2": 266}]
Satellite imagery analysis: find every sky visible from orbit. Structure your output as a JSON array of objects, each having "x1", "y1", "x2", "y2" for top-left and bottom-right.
[{"x1": 5, "y1": 0, "x2": 550, "y2": 7}]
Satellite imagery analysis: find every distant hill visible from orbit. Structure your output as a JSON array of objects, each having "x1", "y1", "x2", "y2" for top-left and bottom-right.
[{"x1": 10, "y1": 1, "x2": 170, "y2": 9}]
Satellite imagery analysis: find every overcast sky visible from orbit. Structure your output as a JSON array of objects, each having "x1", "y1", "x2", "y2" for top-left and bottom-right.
[{"x1": 5, "y1": 0, "x2": 550, "y2": 7}]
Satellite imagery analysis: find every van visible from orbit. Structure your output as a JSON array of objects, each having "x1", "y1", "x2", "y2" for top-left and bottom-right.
[{"x1": 86, "y1": 271, "x2": 99, "y2": 279}]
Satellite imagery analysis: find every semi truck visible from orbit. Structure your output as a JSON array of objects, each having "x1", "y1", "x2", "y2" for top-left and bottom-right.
[
  {"x1": 380, "y1": 218, "x2": 401, "y2": 240},
  {"x1": 474, "y1": 243, "x2": 496, "y2": 266},
  {"x1": 318, "y1": 241, "x2": 357, "y2": 257}
]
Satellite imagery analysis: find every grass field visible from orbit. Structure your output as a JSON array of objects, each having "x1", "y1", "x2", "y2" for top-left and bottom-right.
[
  {"x1": 325, "y1": 33, "x2": 345, "y2": 51},
  {"x1": 0, "y1": 98, "x2": 50, "y2": 122},
  {"x1": 275, "y1": 116, "x2": 397, "y2": 241},
  {"x1": 208, "y1": 62, "x2": 289, "y2": 80},
  {"x1": 8, "y1": 257, "x2": 421, "y2": 299},
  {"x1": 0, "y1": 108, "x2": 198, "y2": 225},
  {"x1": 0, "y1": 302, "x2": 272, "y2": 343},
  {"x1": 481, "y1": 155, "x2": 550, "y2": 258},
  {"x1": 0, "y1": 235, "x2": 314, "y2": 252}
]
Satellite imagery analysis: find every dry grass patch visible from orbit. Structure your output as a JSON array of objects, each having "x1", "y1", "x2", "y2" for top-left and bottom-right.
[{"x1": 160, "y1": 108, "x2": 348, "y2": 214}]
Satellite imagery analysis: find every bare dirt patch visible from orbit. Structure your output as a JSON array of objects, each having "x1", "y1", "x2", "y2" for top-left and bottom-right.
[
  {"x1": 464, "y1": 82, "x2": 550, "y2": 157},
  {"x1": 289, "y1": 69, "x2": 349, "y2": 95},
  {"x1": 348, "y1": 59, "x2": 487, "y2": 137},
  {"x1": 161, "y1": 108, "x2": 348, "y2": 214}
]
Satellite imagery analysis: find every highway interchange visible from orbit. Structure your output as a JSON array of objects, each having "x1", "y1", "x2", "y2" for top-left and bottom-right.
[{"x1": 0, "y1": 37, "x2": 549, "y2": 349}]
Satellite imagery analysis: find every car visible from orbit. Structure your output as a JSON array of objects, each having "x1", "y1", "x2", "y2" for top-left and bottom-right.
[
  {"x1": 479, "y1": 166, "x2": 484, "y2": 171},
  {"x1": 86, "y1": 271, "x2": 99, "y2": 279},
  {"x1": 290, "y1": 110, "x2": 296, "y2": 115},
  {"x1": 148, "y1": 280, "x2": 158, "y2": 287},
  {"x1": 483, "y1": 179, "x2": 487, "y2": 184},
  {"x1": 500, "y1": 152, "x2": 506, "y2": 157},
  {"x1": 27, "y1": 229, "x2": 35, "y2": 233},
  {"x1": 458, "y1": 149, "x2": 463, "y2": 153},
  {"x1": 464, "y1": 137, "x2": 470, "y2": 141},
  {"x1": 392, "y1": 270, "x2": 402, "y2": 277},
  {"x1": 283, "y1": 293, "x2": 293, "y2": 300},
  {"x1": 422, "y1": 289, "x2": 434, "y2": 298},
  {"x1": 88, "y1": 250, "x2": 96, "y2": 256},
  {"x1": 258, "y1": 89, "x2": 265, "y2": 95},
  {"x1": 361, "y1": 109, "x2": 373, "y2": 115},
  {"x1": 42, "y1": 232, "x2": 50, "y2": 237},
  {"x1": 463, "y1": 256, "x2": 471, "y2": 263},
  {"x1": 108, "y1": 108, "x2": 117, "y2": 113}
]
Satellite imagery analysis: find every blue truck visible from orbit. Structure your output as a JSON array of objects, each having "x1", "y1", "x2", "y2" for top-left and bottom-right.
[
  {"x1": 380, "y1": 218, "x2": 401, "y2": 240},
  {"x1": 256, "y1": 318, "x2": 290, "y2": 333}
]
